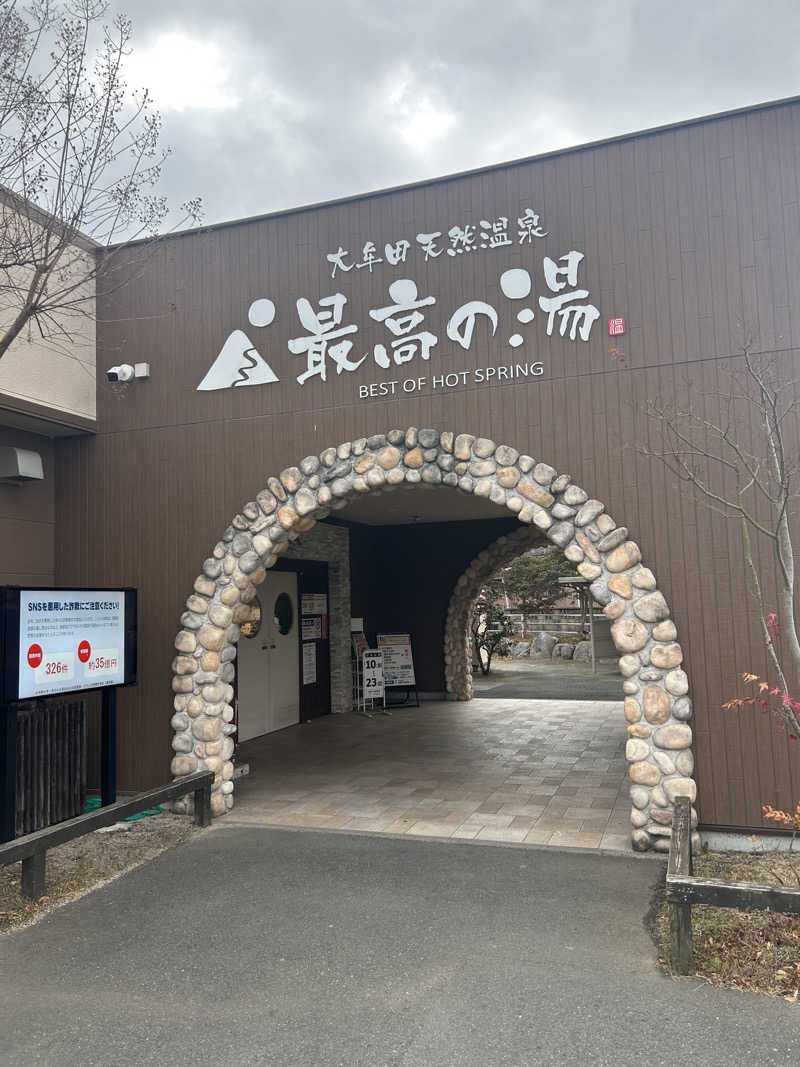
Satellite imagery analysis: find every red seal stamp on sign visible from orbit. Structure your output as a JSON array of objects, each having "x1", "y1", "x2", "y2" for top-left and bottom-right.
[
  {"x1": 78, "y1": 640, "x2": 91, "y2": 663},
  {"x1": 608, "y1": 317, "x2": 626, "y2": 336},
  {"x1": 27, "y1": 643, "x2": 43, "y2": 669}
]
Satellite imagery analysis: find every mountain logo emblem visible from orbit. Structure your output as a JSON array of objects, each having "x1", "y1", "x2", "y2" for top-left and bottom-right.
[{"x1": 197, "y1": 298, "x2": 279, "y2": 392}]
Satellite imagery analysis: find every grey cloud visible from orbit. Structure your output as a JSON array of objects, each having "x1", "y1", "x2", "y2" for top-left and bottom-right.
[{"x1": 117, "y1": 0, "x2": 800, "y2": 228}]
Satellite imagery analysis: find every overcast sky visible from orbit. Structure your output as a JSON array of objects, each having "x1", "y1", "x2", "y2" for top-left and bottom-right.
[{"x1": 117, "y1": 0, "x2": 800, "y2": 229}]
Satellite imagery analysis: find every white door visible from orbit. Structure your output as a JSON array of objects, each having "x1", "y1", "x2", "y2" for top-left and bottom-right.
[{"x1": 237, "y1": 571, "x2": 300, "y2": 742}]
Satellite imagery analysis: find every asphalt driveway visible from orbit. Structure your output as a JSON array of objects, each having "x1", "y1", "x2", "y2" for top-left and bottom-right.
[{"x1": 1, "y1": 826, "x2": 798, "y2": 1066}]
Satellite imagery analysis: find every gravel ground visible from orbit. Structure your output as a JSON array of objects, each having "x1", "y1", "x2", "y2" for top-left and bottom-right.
[
  {"x1": 0, "y1": 811, "x2": 200, "y2": 933},
  {"x1": 657, "y1": 849, "x2": 800, "y2": 1000}
]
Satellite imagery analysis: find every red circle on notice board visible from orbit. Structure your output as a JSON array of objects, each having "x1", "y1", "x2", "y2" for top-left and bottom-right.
[
  {"x1": 27, "y1": 643, "x2": 43, "y2": 668},
  {"x1": 78, "y1": 640, "x2": 91, "y2": 663}
]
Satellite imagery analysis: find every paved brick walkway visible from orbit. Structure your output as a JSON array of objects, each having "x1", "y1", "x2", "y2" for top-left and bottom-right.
[{"x1": 231, "y1": 699, "x2": 631, "y2": 849}]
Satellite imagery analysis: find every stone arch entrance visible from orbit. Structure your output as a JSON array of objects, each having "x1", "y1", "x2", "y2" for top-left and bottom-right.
[
  {"x1": 171, "y1": 427, "x2": 697, "y2": 852},
  {"x1": 443, "y1": 525, "x2": 547, "y2": 701}
]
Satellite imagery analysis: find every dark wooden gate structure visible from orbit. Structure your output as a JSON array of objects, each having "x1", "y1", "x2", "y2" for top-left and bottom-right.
[{"x1": 14, "y1": 699, "x2": 86, "y2": 836}]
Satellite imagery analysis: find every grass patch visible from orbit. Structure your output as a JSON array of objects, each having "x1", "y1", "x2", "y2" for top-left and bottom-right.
[
  {"x1": 0, "y1": 812, "x2": 199, "y2": 934},
  {"x1": 656, "y1": 849, "x2": 800, "y2": 1001}
]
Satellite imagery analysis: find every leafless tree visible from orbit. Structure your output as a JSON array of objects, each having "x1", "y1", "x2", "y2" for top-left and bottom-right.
[
  {"x1": 470, "y1": 596, "x2": 515, "y2": 676},
  {"x1": 642, "y1": 344, "x2": 800, "y2": 734},
  {"x1": 0, "y1": 0, "x2": 200, "y2": 361}
]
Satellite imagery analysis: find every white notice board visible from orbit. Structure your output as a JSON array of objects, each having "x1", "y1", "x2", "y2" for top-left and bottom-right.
[
  {"x1": 302, "y1": 642, "x2": 317, "y2": 685},
  {"x1": 377, "y1": 633, "x2": 416, "y2": 687},
  {"x1": 362, "y1": 649, "x2": 385, "y2": 700}
]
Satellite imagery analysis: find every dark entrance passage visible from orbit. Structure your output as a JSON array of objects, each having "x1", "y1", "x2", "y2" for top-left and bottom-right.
[{"x1": 229, "y1": 482, "x2": 629, "y2": 850}]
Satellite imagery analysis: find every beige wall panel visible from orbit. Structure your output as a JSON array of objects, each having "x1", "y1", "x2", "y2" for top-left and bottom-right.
[{"x1": 0, "y1": 206, "x2": 96, "y2": 420}]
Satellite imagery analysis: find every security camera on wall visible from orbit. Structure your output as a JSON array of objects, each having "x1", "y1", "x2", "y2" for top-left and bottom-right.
[
  {"x1": 106, "y1": 363, "x2": 150, "y2": 383},
  {"x1": 106, "y1": 364, "x2": 135, "y2": 382}
]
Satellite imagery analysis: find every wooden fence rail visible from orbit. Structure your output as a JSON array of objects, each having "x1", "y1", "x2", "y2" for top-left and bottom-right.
[
  {"x1": 666, "y1": 795, "x2": 800, "y2": 975},
  {"x1": 0, "y1": 771, "x2": 214, "y2": 901}
]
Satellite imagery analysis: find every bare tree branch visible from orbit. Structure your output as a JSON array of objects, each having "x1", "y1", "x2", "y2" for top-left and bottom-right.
[
  {"x1": 639, "y1": 344, "x2": 800, "y2": 733},
  {"x1": 0, "y1": 0, "x2": 201, "y2": 362}
]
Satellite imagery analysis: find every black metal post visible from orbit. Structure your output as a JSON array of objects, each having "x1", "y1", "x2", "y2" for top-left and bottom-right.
[
  {"x1": 100, "y1": 687, "x2": 117, "y2": 806},
  {"x1": 0, "y1": 706, "x2": 17, "y2": 843}
]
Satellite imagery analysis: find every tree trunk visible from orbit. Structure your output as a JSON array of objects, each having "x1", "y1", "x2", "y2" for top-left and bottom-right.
[{"x1": 776, "y1": 507, "x2": 800, "y2": 687}]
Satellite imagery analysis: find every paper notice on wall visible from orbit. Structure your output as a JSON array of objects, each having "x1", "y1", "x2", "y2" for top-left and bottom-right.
[
  {"x1": 302, "y1": 593, "x2": 327, "y2": 615},
  {"x1": 302, "y1": 616, "x2": 322, "y2": 640},
  {"x1": 377, "y1": 633, "x2": 416, "y2": 687},
  {"x1": 302, "y1": 641, "x2": 316, "y2": 685}
]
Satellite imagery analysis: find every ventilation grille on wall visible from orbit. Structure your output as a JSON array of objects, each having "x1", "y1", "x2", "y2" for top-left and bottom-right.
[{"x1": 0, "y1": 445, "x2": 44, "y2": 484}]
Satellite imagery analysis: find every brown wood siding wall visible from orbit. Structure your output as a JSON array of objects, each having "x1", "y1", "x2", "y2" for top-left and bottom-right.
[{"x1": 55, "y1": 100, "x2": 800, "y2": 828}]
